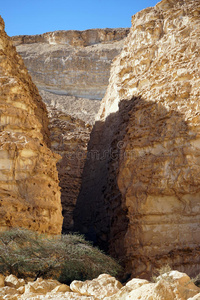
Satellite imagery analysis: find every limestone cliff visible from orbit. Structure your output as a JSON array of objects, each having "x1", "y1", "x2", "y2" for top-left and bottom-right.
[
  {"x1": 0, "y1": 16, "x2": 63, "y2": 234},
  {"x1": 11, "y1": 28, "x2": 129, "y2": 232},
  {"x1": 74, "y1": 0, "x2": 200, "y2": 279},
  {"x1": 12, "y1": 28, "x2": 129, "y2": 100}
]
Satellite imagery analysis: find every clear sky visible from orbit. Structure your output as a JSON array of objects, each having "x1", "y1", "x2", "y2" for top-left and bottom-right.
[{"x1": 1, "y1": 0, "x2": 159, "y2": 37}]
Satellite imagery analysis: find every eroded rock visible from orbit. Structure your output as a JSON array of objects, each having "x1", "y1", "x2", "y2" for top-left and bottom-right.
[
  {"x1": 0, "y1": 271, "x2": 199, "y2": 299},
  {"x1": 11, "y1": 27, "x2": 130, "y2": 232},
  {"x1": 70, "y1": 274, "x2": 122, "y2": 299},
  {"x1": 73, "y1": 0, "x2": 200, "y2": 279},
  {"x1": 0, "y1": 16, "x2": 63, "y2": 234},
  {"x1": 12, "y1": 28, "x2": 129, "y2": 102},
  {"x1": 5, "y1": 274, "x2": 25, "y2": 289}
]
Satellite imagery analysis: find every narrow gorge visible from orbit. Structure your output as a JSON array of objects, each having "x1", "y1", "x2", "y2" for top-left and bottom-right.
[
  {"x1": 73, "y1": 0, "x2": 200, "y2": 279},
  {"x1": 1, "y1": 0, "x2": 200, "y2": 283},
  {"x1": 12, "y1": 28, "x2": 129, "y2": 231}
]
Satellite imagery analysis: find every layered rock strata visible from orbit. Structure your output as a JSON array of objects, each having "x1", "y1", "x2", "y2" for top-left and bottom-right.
[
  {"x1": 12, "y1": 28, "x2": 129, "y2": 100},
  {"x1": 74, "y1": 0, "x2": 200, "y2": 279},
  {"x1": 47, "y1": 104, "x2": 91, "y2": 231},
  {"x1": 12, "y1": 28, "x2": 129, "y2": 231},
  {"x1": 0, "y1": 16, "x2": 63, "y2": 234},
  {"x1": 11, "y1": 28, "x2": 127, "y2": 231}
]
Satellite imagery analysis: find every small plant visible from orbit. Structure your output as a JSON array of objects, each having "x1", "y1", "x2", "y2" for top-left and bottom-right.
[
  {"x1": 0, "y1": 228, "x2": 122, "y2": 284},
  {"x1": 151, "y1": 264, "x2": 172, "y2": 283},
  {"x1": 186, "y1": 274, "x2": 200, "y2": 288}
]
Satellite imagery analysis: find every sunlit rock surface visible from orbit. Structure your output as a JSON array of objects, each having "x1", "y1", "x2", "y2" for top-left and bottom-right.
[
  {"x1": 0, "y1": 16, "x2": 63, "y2": 234},
  {"x1": 74, "y1": 0, "x2": 200, "y2": 278},
  {"x1": 12, "y1": 28, "x2": 129, "y2": 231},
  {"x1": 12, "y1": 28, "x2": 129, "y2": 102},
  {"x1": 0, "y1": 271, "x2": 199, "y2": 299}
]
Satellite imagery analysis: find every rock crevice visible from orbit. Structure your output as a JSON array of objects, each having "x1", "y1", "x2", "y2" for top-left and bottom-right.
[{"x1": 73, "y1": 0, "x2": 200, "y2": 278}]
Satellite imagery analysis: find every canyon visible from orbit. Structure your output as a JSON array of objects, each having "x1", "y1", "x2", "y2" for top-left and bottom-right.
[
  {"x1": 73, "y1": 0, "x2": 200, "y2": 280},
  {"x1": 12, "y1": 28, "x2": 129, "y2": 232},
  {"x1": 0, "y1": 0, "x2": 199, "y2": 284}
]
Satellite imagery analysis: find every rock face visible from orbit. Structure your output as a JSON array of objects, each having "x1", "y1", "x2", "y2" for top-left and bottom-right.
[
  {"x1": 0, "y1": 271, "x2": 199, "y2": 299},
  {"x1": 47, "y1": 103, "x2": 91, "y2": 231},
  {"x1": 0, "y1": 16, "x2": 63, "y2": 234},
  {"x1": 12, "y1": 28, "x2": 129, "y2": 101},
  {"x1": 74, "y1": 0, "x2": 200, "y2": 279},
  {"x1": 12, "y1": 28, "x2": 129, "y2": 232}
]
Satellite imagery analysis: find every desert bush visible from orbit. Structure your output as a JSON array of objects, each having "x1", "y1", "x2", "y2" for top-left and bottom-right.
[{"x1": 0, "y1": 228, "x2": 122, "y2": 284}]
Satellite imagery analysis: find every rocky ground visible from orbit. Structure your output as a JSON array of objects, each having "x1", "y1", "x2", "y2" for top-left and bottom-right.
[{"x1": 0, "y1": 271, "x2": 199, "y2": 300}]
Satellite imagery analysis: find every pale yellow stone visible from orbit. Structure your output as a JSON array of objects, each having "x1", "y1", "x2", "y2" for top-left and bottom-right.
[
  {"x1": 0, "y1": 15, "x2": 63, "y2": 234},
  {"x1": 51, "y1": 284, "x2": 71, "y2": 293},
  {"x1": 73, "y1": 0, "x2": 200, "y2": 279},
  {"x1": 19, "y1": 291, "x2": 96, "y2": 299},
  {"x1": 70, "y1": 274, "x2": 122, "y2": 299},
  {"x1": 5, "y1": 274, "x2": 25, "y2": 289},
  {"x1": 0, "y1": 286, "x2": 20, "y2": 298},
  {"x1": 188, "y1": 293, "x2": 200, "y2": 300},
  {"x1": 0, "y1": 274, "x2": 5, "y2": 288},
  {"x1": 24, "y1": 278, "x2": 60, "y2": 295},
  {"x1": 17, "y1": 286, "x2": 25, "y2": 294}
]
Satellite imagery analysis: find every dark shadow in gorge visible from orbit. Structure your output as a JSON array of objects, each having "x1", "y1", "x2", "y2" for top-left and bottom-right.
[
  {"x1": 73, "y1": 95, "x2": 200, "y2": 279},
  {"x1": 73, "y1": 98, "x2": 137, "y2": 267}
]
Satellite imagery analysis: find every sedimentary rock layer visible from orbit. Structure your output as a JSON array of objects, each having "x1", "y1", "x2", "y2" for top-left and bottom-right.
[
  {"x1": 11, "y1": 28, "x2": 129, "y2": 231},
  {"x1": 12, "y1": 28, "x2": 129, "y2": 102},
  {"x1": 12, "y1": 28, "x2": 129, "y2": 231},
  {"x1": 74, "y1": 0, "x2": 200, "y2": 279},
  {"x1": 0, "y1": 16, "x2": 63, "y2": 234},
  {"x1": 47, "y1": 104, "x2": 91, "y2": 232}
]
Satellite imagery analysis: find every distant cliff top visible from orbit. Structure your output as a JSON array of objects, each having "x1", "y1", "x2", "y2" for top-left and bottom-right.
[{"x1": 12, "y1": 28, "x2": 130, "y2": 47}]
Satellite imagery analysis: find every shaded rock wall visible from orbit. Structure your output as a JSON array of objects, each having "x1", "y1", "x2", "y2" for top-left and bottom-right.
[
  {"x1": 47, "y1": 104, "x2": 91, "y2": 232},
  {"x1": 74, "y1": 0, "x2": 200, "y2": 279},
  {"x1": 0, "y1": 16, "x2": 63, "y2": 234},
  {"x1": 12, "y1": 28, "x2": 129, "y2": 232}
]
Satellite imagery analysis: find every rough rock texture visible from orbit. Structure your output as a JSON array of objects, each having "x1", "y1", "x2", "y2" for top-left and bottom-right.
[
  {"x1": 47, "y1": 103, "x2": 91, "y2": 231},
  {"x1": 0, "y1": 16, "x2": 63, "y2": 234},
  {"x1": 39, "y1": 89, "x2": 100, "y2": 125},
  {"x1": 12, "y1": 28, "x2": 129, "y2": 231},
  {"x1": 12, "y1": 28, "x2": 129, "y2": 101},
  {"x1": 74, "y1": 0, "x2": 200, "y2": 279},
  {"x1": 70, "y1": 274, "x2": 123, "y2": 299},
  {"x1": 0, "y1": 271, "x2": 199, "y2": 299}
]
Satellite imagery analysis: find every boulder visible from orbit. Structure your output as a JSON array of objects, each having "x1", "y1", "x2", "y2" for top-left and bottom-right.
[{"x1": 70, "y1": 274, "x2": 122, "y2": 299}]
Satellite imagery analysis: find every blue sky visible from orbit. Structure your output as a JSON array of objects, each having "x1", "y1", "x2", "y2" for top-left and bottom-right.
[{"x1": 1, "y1": 0, "x2": 159, "y2": 37}]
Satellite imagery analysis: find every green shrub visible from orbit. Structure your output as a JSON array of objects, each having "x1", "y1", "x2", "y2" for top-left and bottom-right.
[{"x1": 0, "y1": 228, "x2": 122, "y2": 284}]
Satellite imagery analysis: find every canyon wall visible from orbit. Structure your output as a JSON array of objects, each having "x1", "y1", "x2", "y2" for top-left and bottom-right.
[
  {"x1": 0, "y1": 16, "x2": 63, "y2": 234},
  {"x1": 12, "y1": 28, "x2": 129, "y2": 103},
  {"x1": 74, "y1": 0, "x2": 200, "y2": 279},
  {"x1": 12, "y1": 28, "x2": 129, "y2": 231},
  {"x1": 47, "y1": 103, "x2": 91, "y2": 231}
]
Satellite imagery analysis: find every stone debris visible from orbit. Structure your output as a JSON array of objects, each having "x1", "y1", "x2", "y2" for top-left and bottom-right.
[{"x1": 0, "y1": 271, "x2": 199, "y2": 299}]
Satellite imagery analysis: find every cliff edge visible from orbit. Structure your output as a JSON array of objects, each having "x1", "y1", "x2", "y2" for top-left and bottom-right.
[
  {"x1": 0, "y1": 16, "x2": 63, "y2": 234},
  {"x1": 74, "y1": 0, "x2": 200, "y2": 279}
]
